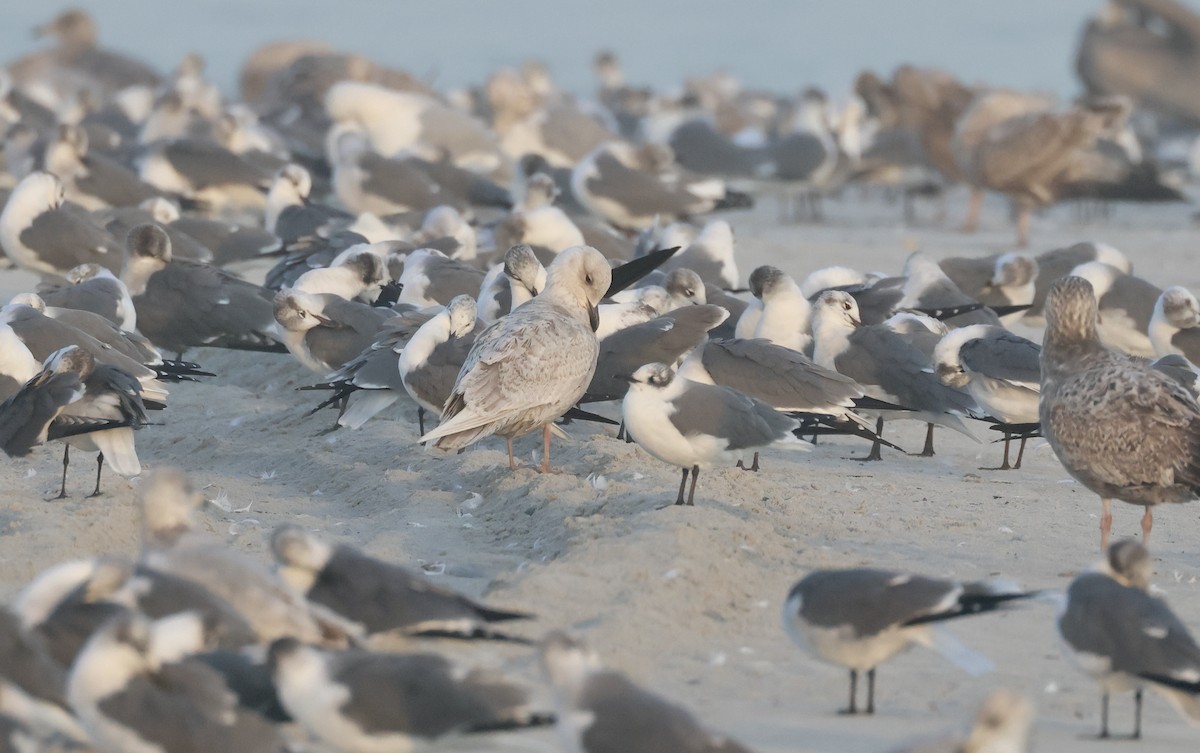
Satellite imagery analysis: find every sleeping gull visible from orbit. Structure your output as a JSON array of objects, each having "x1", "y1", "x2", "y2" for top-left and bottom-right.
[
  {"x1": 1039, "y1": 276, "x2": 1200, "y2": 550},
  {"x1": 939, "y1": 252, "x2": 1039, "y2": 325},
  {"x1": 37, "y1": 263, "x2": 137, "y2": 331},
  {"x1": 933, "y1": 325, "x2": 1041, "y2": 470},
  {"x1": 811, "y1": 290, "x2": 980, "y2": 460},
  {"x1": 326, "y1": 123, "x2": 450, "y2": 216},
  {"x1": 1058, "y1": 539, "x2": 1200, "y2": 739},
  {"x1": 265, "y1": 162, "x2": 353, "y2": 244},
  {"x1": 656, "y1": 219, "x2": 739, "y2": 289},
  {"x1": 42, "y1": 124, "x2": 163, "y2": 210},
  {"x1": 1149, "y1": 286, "x2": 1200, "y2": 363},
  {"x1": 540, "y1": 631, "x2": 755, "y2": 753},
  {"x1": 396, "y1": 248, "x2": 485, "y2": 309},
  {"x1": 400, "y1": 295, "x2": 477, "y2": 435},
  {"x1": 272, "y1": 289, "x2": 394, "y2": 375},
  {"x1": 270, "y1": 523, "x2": 530, "y2": 640},
  {"x1": 67, "y1": 612, "x2": 287, "y2": 753},
  {"x1": 419, "y1": 245, "x2": 611, "y2": 473},
  {"x1": 0, "y1": 171, "x2": 123, "y2": 276},
  {"x1": 733, "y1": 265, "x2": 771, "y2": 338},
  {"x1": 752, "y1": 266, "x2": 812, "y2": 353},
  {"x1": 268, "y1": 637, "x2": 549, "y2": 752},
  {"x1": 292, "y1": 248, "x2": 387, "y2": 302},
  {"x1": 783, "y1": 568, "x2": 1033, "y2": 714},
  {"x1": 620, "y1": 362, "x2": 800, "y2": 505},
  {"x1": 1024, "y1": 241, "x2": 1131, "y2": 326},
  {"x1": 1069, "y1": 261, "x2": 1161, "y2": 357}
]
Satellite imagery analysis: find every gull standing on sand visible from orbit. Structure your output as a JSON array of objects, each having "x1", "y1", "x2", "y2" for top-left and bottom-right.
[
  {"x1": 621, "y1": 362, "x2": 800, "y2": 505},
  {"x1": 400, "y1": 295, "x2": 478, "y2": 435},
  {"x1": 933, "y1": 325, "x2": 1042, "y2": 470},
  {"x1": 1039, "y1": 276, "x2": 1200, "y2": 550},
  {"x1": 783, "y1": 568, "x2": 1032, "y2": 715},
  {"x1": 540, "y1": 631, "x2": 755, "y2": 753},
  {"x1": 1069, "y1": 261, "x2": 1161, "y2": 357},
  {"x1": 420, "y1": 246, "x2": 611, "y2": 472},
  {"x1": 1058, "y1": 539, "x2": 1200, "y2": 739}
]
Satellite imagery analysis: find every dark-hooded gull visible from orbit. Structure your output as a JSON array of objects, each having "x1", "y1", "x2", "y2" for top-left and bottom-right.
[
  {"x1": 783, "y1": 568, "x2": 1032, "y2": 715},
  {"x1": 886, "y1": 690, "x2": 1034, "y2": 753},
  {"x1": 1024, "y1": 241, "x2": 1130, "y2": 325},
  {"x1": 67, "y1": 612, "x2": 287, "y2": 753},
  {"x1": 271, "y1": 523, "x2": 529, "y2": 640},
  {"x1": 1070, "y1": 261, "x2": 1162, "y2": 357},
  {"x1": 540, "y1": 631, "x2": 754, "y2": 753},
  {"x1": 122, "y1": 224, "x2": 284, "y2": 356},
  {"x1": 1058, "y1": 539, "x2": 1200, "y2": 739},
  {"x1": 1040, "y1": 276, "x2": 1200, "y2": 550},
  {"x1": 621, "y1": 362, "x2": 800, "y2": 505},
  {"x1": 933, "y1": 325, "x2": 1041, "y2": 470},
  {"x1": 811, "y1": 290, "x2": 980, "y2": 460},
  {"x1": 268, "y1": 637, "x2": 548, "y2": 752},
  {"x1": 420, "y1": 246, "x2": 611, "y2": 473},
  {"x1": 93, "y1": 199, "x2": 215, "y2": 265},
  {"x1": 400, "y1": 295, "x2": 477, "y2": 435},
  {"x1": 1150, "y1": 286, "x2": 1200, "y2": 363},
  {"x1": 0, "y1": 171, "x2": 123, "y2": 276},
  {"x1": 37, "y1": 263, "x2": 136, "y2": 331},
  {"x1": 273, "y1": 290, "x2": 394, "y2": 375},
  {"x1": 137, "y1": 468, "x2": 358, "y2": 644}
]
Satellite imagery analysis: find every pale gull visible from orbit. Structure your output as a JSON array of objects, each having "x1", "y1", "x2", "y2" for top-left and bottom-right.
[
  {"x1": 620, "y1": 362, "x2": 800, "y2": 505},
  {"x1": 420, "y1": 246, "x2": 611, "y2": 473},
  {"x1": 1149, "y1": 286, "x2": 1200, "y2": 364},
  {"x1": 1039, "y1": 276, "x2": 1200, "y2": 550},
  {"x1": 1058, "y1": 539, "x2": 1200, "y2": 739},
  {"x1": 783, "y1": 568, "x2": 1032, "y2": 715},
  {"x1": 271, "y1": 523, "x2": 530, "y2": 640},
  {"x1": 656, "y1": 219, "x2": 739, "y2": 289},
  {"x1": 752, "y1": 266, "x2": 812, "y2": 353}
]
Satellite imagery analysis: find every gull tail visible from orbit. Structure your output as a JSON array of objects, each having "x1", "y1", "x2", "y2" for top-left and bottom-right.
[
  {"x1": 90, "y1": 428, "x2": 141, "y2": 477},
  {"x1": 927, "y1": 626, "x2": 993, "y2": 676},
  {"x1": 1139, "y1": 680, "x2": 1200, "y2": 728},
  {"x1": 337, "y1": 393, "x2": 398, "y2": 430}
]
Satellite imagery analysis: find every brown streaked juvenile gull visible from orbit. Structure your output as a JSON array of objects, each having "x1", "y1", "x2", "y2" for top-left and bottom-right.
[
  {"x1": 783, "y1": 568, "x2": 1033, "y2": 715},
  {"x1": 67, "y1": 612, "x2": 287, "y2": 753},
  {"x1": 272, "y1": 290, "x2": 394, "y2": 375},
  {"x1": 620, "y1": 362, "x2": 801, "y2": 506},
  {"x1": 1040, "y1": 276, "x2": 1200, "y2": 551},
  {"x1": 270, "y1": 523, "x2": 529, "y2": 640},
  {"x1": 1069, "y1": 261, "x2": 1162, "y2": 357},
  {"x1": 0, "y1": 171, "x2": 123, "y2": 276},
  {"x1": 400, "y1": 295, "x2": 478, "y2": 436},
  {"x1": 540, "y1": 631, "x2": 755, "y2": 753},
  {"x1": 420, "y1": 246, "x2": 611, "y2": 473},
  {"x1": 1150, "y1": 286, "x2": 1200, "y2": 364},
  {"x1": 933, "y1": 324, "x2": 1042, "y2": 470},
  {"x1": 268, "y1": 637, "x2": 548, "y2": 752},
  {"x1": 1058, "y1": 539, "x2": 1200, "y2": 739}
]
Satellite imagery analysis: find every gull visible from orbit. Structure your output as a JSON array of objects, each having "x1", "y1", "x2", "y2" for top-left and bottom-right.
[
  {"x1": 939, "y1": 252, "x2": 1039, "y2": 325},
  {"x1": 1039, "y1": 276, "x2": 1200, "y2": 550},
  {"x1": 657, "y1": 219, "x2": 739, "y2": 289},
  {"x1": 327, "y1": 123, "x2": 450, "y2": 216},
  {"x1": 752, "y1": 266, "x2": 812, "y2": 353},
  {"x1": 42, "y1": 123, "x2": 163, "y2": 210},
  {"x1": 1070, "y1": 261, "x2": 1162, "y2": 357},
  {"x1": 1149, "y1": 286, "x2": 1200, "y2": 363},
  {"x1": 419, "y1": 246, "x2": 611, "y2": 473},
  {"x1": 292, "y1": 248, "x2": 387, "y2": 301},
  {"x1": 0, "y1": 171, "x2": 122, "y2": 276},
  {"x1": 811, "y1": 290, "x2": 980, "y2": 460},
  {"x1": 734, "y1": 265, "x2": 770, "y2": 338},
  {"x1": 271, "y1": 523, "x2": 530, "y2": 640},
  {"x1": 401, "y1": 295, "x2": 478, "y2": 435},
  {"x1": 273, "y1": 290, "x2": 394, "y2": 375},
  {"x1": 122, "y1": 223, "x2": 285, "y2": 356},
  {"x1": 495, "y1": 173, "x2": 585, "y2": 254},
  {"x1": 92, "y1": 199, "x2": 215, "y2": 265},
  {"x1": 1024, "y1": 241, "x2": 1131, "y2": 326},
  {"x1": 137, "y1": 138, "x2": 272, "y2": 214},
  {"x1": 0, "y1": 607, "x2": 86, "y2": 744},
  {"x1": 783, "y1": 568, "x2": 1032, "y2": 714},
  {"x1": 67, "y1": 612, "x2": 287, "y2": 753},
  {"x1": 933, "y1": 325, "x2": 1042, "y2": 470},
  {"x1": 396, "y1": 248, "x2": 485, "y2": 309},
  {"x1": 540, "y1": 631, "x2": 755, "y2": 753},
  {"x1": 663, "y1": 268, "x2": 707, "y2": 309},
  {"x1": 1058, "y1": 539, "x2": 1200, "y2": 739},
  {"x1": 621, "y1": 362, "x2": 800, "y2": 505},
  {"x1": 37, "y1": 263, "x2": 136, "y2": 331},
  {"x1": 268, "y1": 637, "x2": 548, "y2": 753},
  {"x1": 264, "y1": 162, "x2": 353, "y2": 244}
]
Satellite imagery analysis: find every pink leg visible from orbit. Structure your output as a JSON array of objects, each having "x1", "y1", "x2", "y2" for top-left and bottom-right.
[
  {"x1": 1141, "y1": 506, "x2": 1153, "y2": 545},
  {"x1": 1100, "y1": 498, "x2": 1112, "y2": 552},
  {"x1": 506, "y1": 437, "x2": 519, "y2": 471},
  {"x1": 540, "y1": 424, "x2": 552, "y2": 474}
]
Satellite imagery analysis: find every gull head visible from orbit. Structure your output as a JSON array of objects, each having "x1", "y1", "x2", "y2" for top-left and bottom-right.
[
  {"x1": 1044, "y1": 276, "x2": 1099, "y2": 346},
  {"x1": 1156, "y1": 287, "x2": 1200, "y2": 330},
  {"x1": 446, "y1": 294, "x2": 477, "y2": 338},
  {"x1": 547, "y1": 246, "x2": 611, "y2": 331},
  {"x1": 273, "y1": 290, "x2": 331, "y2": 333},
  {"x1": 503, "y1": 244, "x2": 546, "y2": 300},
  {"x1": 1105, "y1": 538, "x2": 1151, "y2": 591},
  {"x1": 126, "y1": 223, "x2": 173, "y2": 264},
  {"x1": 813, "y1": 290, "x2": 862, "y2": 330}
]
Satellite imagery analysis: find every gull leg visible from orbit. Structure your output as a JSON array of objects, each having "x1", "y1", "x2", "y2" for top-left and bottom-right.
[
  {"x1": 1100, "y1": 498, "x2": 1113, "y2": 553},
  {"x1": 735, "y1": 452, "x2": 761, "y2": 472},
  {"x1": 1099, "y1": 692, "x2": 1110, "y2": 739},
  {"x1": 86, "y1": 454, "x2": 104, "y2": 498},
  {"x1": 56, "y1": 446, "x2": 70, "y2": 499},
  {"x1": 616, "y1": 422, "x2": 624, "y2": 441},
  {"x1": 417, "y1": 407, "x2": 426, "y2": 436},
  {"x1": 1000, "y1": 432, "x2": 1012, "y2": 470},
  {"x1": 839, "y1": 670, "x2": 858, "y2": 715},
  {"x1": 1132, "y1": 688, "x2": 1143, "y2": 740},
  {"x1": 914, "y1": 423, "x2": 935, "y2": 457},
  {"x1": 1013, "y1": 435, "x2": 1028, "y2": 469},
  {"x1": 686, "y1": 465, "x2": 699, "y2": 506},
  {"x1": 539, "y1": 423, "x2": 552, "y2": 474},
  {"x1": 506, "y1": 437, "x2": 519, "y2": 471},
  {"x1": 675, "y1": 467, "x2": 689, "y2": 505},
  {"x1": 961, "y1": 188, "x2": 982, "y2": 232},
  {"x1": 1141, "y1": 507, "x2": 1153, "y2": 545},
  {"x1": 865, "y1": 668, "x2": 876, "y2": 715},
  {"x1": 856, "y1": 418, "x2": 885, "y2": 462}
]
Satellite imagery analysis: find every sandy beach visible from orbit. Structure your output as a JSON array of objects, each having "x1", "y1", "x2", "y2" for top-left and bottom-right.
[{"x1": 3, "y1": 189, "x2": 1200, "y2": 752}]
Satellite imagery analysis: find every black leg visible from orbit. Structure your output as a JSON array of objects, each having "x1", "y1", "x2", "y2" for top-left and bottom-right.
[
  {"x1": 87, "y1": 453, "x2": 104, "y2": 498},
  {"x1": 617, "y1": 422, "x2": 625, "y2": 441},
  {"x1": 675, "y1": 467, "x2": 688, "y2": 505},
  {"x1": 1000, "y1": 432, "x2": 1012, "y2": 470},
  {"x1": 1133, "y1": 688, "x2": 1143, "y2": 740},
  {"x1": 750, "y1": 452, "x2": 760, "y2": 472},
  {"x1": 916, "y1": 423, "x2": 935, "y2": 457},
  {"x1": 1100, "y1": 692, "x2": 1110, "y2": 739},
  {"x1": 860, "y1": 418, "x2": 884, "y2": 462},
  {"x1": 418, "y1": 407, "x2": 426, "y2": 436},
  {"x1": 56, "y1": 446, "x2": 70, "y2": 499},
  {"x1": 1013, "y1": 435, "x2": 1028, "y2": 470},
  {"x1": 865, "y1": 668, "x2": 876, "y2": 714},
  {"x1": 839, "y1": 670, "x2": 858, "y2": 715},
  {"x1": 686, "y1": 465, "x2": 699, "y2": 506}
]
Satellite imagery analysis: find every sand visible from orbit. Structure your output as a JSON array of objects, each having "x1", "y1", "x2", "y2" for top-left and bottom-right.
[{"x1": 3, "y1": 190, "x2": 1200, "y2": 752}]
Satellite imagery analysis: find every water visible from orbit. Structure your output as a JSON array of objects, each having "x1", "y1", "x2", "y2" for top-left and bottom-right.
[{"x1": 0, "y1": 0, "x2": 1135, "y2": 100}]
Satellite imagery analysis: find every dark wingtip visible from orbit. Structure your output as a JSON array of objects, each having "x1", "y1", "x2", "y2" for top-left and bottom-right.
[{"x1": 605, "y1": 246, "x2": 680, "y2": 298}]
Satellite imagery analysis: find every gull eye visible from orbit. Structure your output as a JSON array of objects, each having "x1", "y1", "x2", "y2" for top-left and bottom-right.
[
  {"x1": 842, "y1": 302, "x2": 851, "y2": 311},
  {"x1": 585, "y1": 274, "x2": 593, "y2": 285}
]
